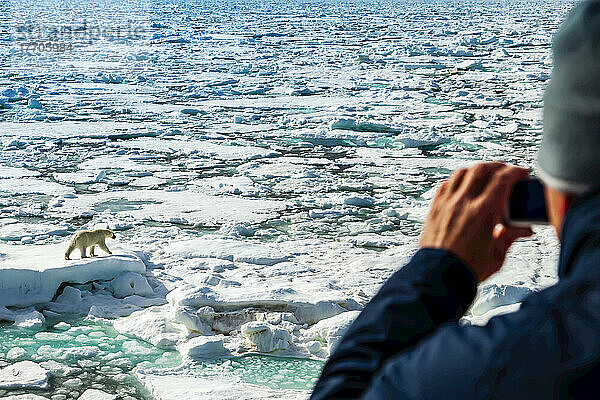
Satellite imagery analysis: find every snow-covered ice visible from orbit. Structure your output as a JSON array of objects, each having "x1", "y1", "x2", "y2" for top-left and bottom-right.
[
  {"x1": 0, "y1": 242, "x2": 145, "y2": 306},
  {"x1": 0, "y1": 0, "x2": 571, "y2": 397},
  {"x1": 0, "y1": 361, "x2": 50, "y2": 390}
]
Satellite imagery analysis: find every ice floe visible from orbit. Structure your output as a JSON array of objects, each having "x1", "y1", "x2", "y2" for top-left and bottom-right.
[
  {"x1": 0, "y1": 361, "x2": 49, "y2": 389},
  {"x1": 0, "y1": 242, "x2": 145, "y2": 306}
]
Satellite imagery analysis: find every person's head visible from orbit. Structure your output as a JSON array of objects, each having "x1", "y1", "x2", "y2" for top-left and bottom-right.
[{"x1": 537, "y1": 0, "x2": 600, "y2": 239}]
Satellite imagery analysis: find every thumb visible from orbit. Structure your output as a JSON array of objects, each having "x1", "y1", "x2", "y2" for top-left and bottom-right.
[{"x1": 495, "y1": 225, "x2": 534, "y2": 253}]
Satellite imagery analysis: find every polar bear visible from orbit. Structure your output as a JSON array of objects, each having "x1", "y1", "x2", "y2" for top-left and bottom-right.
[{"x1": 65, "y1": 229, "x2": 116, "y2": 260}]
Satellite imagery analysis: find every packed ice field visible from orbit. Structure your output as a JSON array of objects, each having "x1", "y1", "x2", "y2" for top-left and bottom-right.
[{"x1": 0, "y1": 0, "x2": 575, "y2": 398}]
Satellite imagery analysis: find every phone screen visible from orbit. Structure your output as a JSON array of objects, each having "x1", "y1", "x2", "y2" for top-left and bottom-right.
[{"x1": 508, "y1": 179, "x2": 549, "y2": 223}]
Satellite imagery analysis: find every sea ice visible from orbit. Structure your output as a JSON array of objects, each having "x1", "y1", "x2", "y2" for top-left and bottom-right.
[
  {"x1": 51, "y1": 190, "x2": 286, "y2": 226},
  {"x1": 13, "y1": 309, "x2": 45, "y2": 329},
  {"x1": 109, "y1": 272, "x2": 154, "y2": 298},
  {"x1": 0, "y1": 242, "x2": 145, "y2": 306},
  {"x1": 37, "y1": 345, "x2": 101, "y2": 361},
  {"x1": 162, "y1": 237, "x2": 288, "y2": 266},
  {"x1": 137, "y1": 373, "x2": 307, "y2": 400},
  {"x1": 78, "y1": 389, "x2": 118, "y2": 400},
  {"x1": 303, "y1": 311, "x2": 360, "y2": 355},
  {"x1": 0, "y1": 178, "x2": 74, "y2": 196},
  {"x1": 0, "y1": 361, "x2": 50, "y2": 389},
  {"x1": 177, "y1": 335, "x2": 229, "y2": 359},
  {"x1": 0, "y1": 223, "x2": 70, "y2": 241},
  {"x1": 113, "y1": 306, "x2": 187, "y2": 349},
  {"x1": 6, "y1": 347, "x2": 26, "y2": 361},
  {"x1": 241, "y1": 321, "x2": 292, "y2": 353}
]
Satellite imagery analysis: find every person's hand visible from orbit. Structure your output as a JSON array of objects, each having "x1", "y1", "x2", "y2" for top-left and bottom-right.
[{"x1": 420, "y1": 162, "x2": 533, "y2": 282}]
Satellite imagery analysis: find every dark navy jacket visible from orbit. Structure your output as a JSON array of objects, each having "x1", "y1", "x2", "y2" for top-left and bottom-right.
[{"x1": 312, "y1": 190, "x2": 600, "y2": 399}]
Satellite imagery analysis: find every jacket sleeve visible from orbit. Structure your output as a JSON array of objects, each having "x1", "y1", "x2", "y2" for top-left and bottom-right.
[{"x1": 311, "y1": 248, "x2": 478, "y2": 400}]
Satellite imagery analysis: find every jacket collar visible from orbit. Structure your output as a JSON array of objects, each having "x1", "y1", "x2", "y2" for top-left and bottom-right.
[{"x1": 559, "y1": 186, "x2": 600, "y2": 278}]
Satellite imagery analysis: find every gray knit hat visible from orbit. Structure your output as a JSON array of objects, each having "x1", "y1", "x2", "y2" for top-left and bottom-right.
[{"x1": 537, "y1": 0, "x2": 600, "y2": 194}]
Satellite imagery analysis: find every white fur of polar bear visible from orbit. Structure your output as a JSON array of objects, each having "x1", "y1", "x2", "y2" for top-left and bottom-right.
[{"x1": 65, "y1": 229, "x2": 116, "y2": 260}]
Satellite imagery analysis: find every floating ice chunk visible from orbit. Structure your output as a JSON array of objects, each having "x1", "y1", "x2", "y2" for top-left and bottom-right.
[
  {"x1": 180, "y1": 108, "x2": 207, "y2": 116},
  {"x1": 491, "y1": 48, "x2": 511, "y2": 58},
  {"x1": 219, "y1": 222, "x2": 255, "y2": 237},
  {"x1": 116, "y1": 138, "x2": 279, "y2": 160},
  {"x1": 163, "y1": 237, "x2": 288, "y2": 266},
  {"x1": 63, "y1": 377, "x2": 84, "y2": 388},
  {"x1": 38, "y1": 360, "x2": 80, "y2": 377},
  {"x1": 130, "y1": 176, "x2": 167, "y2": 187},
  {"x1": 308, "y1": 209, "x2": 351, "y2": 219},
  {"x1": 137, "y1": 373, "x2": 305, "y2": 400},
  {"x1": 79, "y1": 389, "x2": 117, "y2": 400},
  {"x1": 0, "y1": 178, "x2": 74, "y2": 196},
  {"x1": 470, "y1": 284, "x2": 532, "y2": 316},
  {"x1": 3, "y1": 394, "x2": 49, "y2": 400},
  {"x1": 113, "y1": 306, "x2": 186, "y2": 349},
  {"x1": 0, "y1": 223, "x2": 70, "y2": 241},
  {"x1": 306, "y1": 341, "x2": 322, "y2": 355},
  {"x1": 177, "y1": 336, "x2": 229, "y2": 359},
  {"x1": 343, "y1": 195, "x2": 376, "y2": 208},
  {"x1": 289, "y1": 87, "x2": 316, "y2": 96},
  {"x1": 122, "y1": 340, "x2": 155, "y2": 356},
  {"x1": 241, "y1": 321, "x2": 292, "y2": 352},
  {"x1": 56, "y1": 286, "x2": 82, "y2": 304},
  {"x1": 6, "y1": 347, "x2": 26, "y2": 361},
  {"x1": 37, "y1": 345, "x2": 100, "y2": 361},
  {"x1": 110, "y1": 272, "x2": 154, "y2": 298},
  {"x1": 167, "y1": 283, "x2": 359, "y2": 326},
  {"x1": 188, "y1": 176, "x2": 259, "y2": 194},
  {"x1": 0, "y1": 167, "x2": 40, "y2": 179},
  {"x1": 53, "y1": 322, "x2": 71, "y2": 330},
  {"x1": 2, "y1": 138, "x2": 28, "y2": 150},
  {"x1": 199, "y1": 308, "x2": 266, "y2": 335},
  {"x1": 293, "y1": 301, "x2": 351, "y2": 325},
  {"x1": 93, "y1": 73, "x2": 125, "y2": 84},
  {"x1": 496, "y1": 121, "x2": 519, "y2": 134},
  {"x1": 1, "y1": 88, "x2": 16, "y2": 97},
  {"x1": 34, "y1": 332, "x2": 72, "y2": 341},
  {"x1": 305, "y1": 311, "x2": 360, "y2": 354},
  {"x1": 346, "y1": 234, "x2": 402, "y2": 248},
  {"x1": 172, "y1": 306, "x2": 212, "y2": 333},
  {"x1": 0, "y1": 361, "x2": 50, "y2": 389},
  {"x1": 466, "y1": 303, "x2": 521, "y2": 326},
  {"x1": 205, "y1": 78, "x2": 238, "y2": 87},
  {"x1": 53, "y1": 171, "x2": 101, "y2": 184},
  {"x1": 330, "y1": 118, "x2": 406, "y2": 134},
  {"x1": 459, "y1": 35, "x2": 497, "y2": 46},
  {"x1": 448, "y1": 46, "x2": 475, "y2": 57},
  {"x1": 13, "y1": 309, "x2": 45, "y2": 329},
  {"x1": 394, "y1": 129, "x2": 449, "y2": 148},
  {"x1": 456, "y1": 60, "x2": 484, "y2": 70},
  {"x1": 123, "y1": 295, "x2": 167, "y2": 308}
]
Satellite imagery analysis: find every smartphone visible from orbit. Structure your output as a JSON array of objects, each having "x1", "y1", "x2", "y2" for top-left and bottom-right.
[{"x1": 504, "y1": 178, "x2": 549, "y2": 227}]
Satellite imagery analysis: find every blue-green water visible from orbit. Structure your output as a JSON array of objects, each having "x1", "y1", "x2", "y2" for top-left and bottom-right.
[
  {"x1": 0, "y1": 320, "x2": 324, "y2": 398},
  {"x1": 190, "y1": 354, "x2": 324, "y2": 391}
]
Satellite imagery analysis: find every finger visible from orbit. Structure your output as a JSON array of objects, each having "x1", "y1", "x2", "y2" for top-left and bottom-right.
[
  {"x1": 459, "y1": 162, "x2": 506, "y2": 198},
  {"x1": 479, "y1": 165, "x2": 530, "y2": 210},
  {"x1": 447, "y1": 168, "x2": 468, "y2": 193},
  {"x1": 494, "y1": 224, "x2": 534, "y2": 252},
  {"x1": 436, "y1": 179, "x2": 449, "y2": 197}
]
